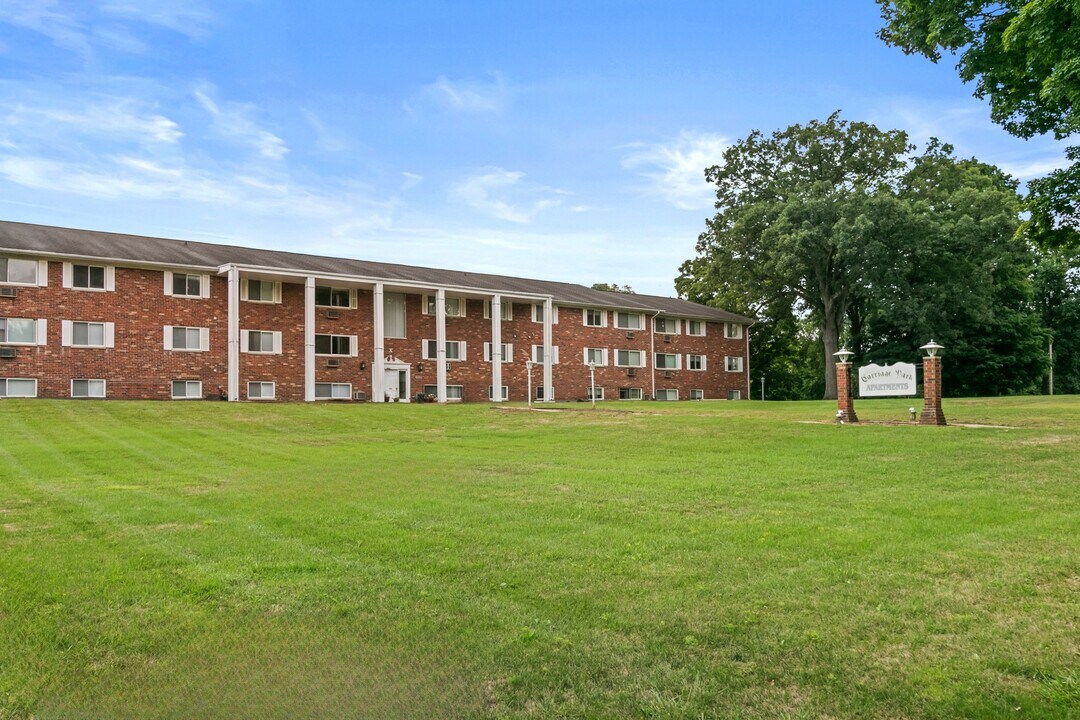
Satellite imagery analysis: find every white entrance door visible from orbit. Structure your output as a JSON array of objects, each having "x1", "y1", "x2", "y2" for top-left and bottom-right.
[{"x1": 382, "y1": 365, "x2": 410, "y2": 402}]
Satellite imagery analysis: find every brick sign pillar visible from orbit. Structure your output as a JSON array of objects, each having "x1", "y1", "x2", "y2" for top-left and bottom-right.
[
  {"x1": 834, "y1": 349, "x2": 858, "y2": 423},
  {"x1": 919, "y1": 348, "x2": 947, "y2": 426}
]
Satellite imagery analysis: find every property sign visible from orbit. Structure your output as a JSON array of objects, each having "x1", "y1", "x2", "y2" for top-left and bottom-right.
[{"x1": 859, "y1": 362, "x2": 917, "y2": 397}]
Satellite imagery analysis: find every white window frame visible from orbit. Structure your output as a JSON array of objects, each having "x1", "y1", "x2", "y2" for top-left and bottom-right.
[
  {"x1": 171, "y1": 380, "x2": 202, "y2": 400},
  {"x1": 655, "y1": 353, "x2": 681, "y2": 370},
  {"x1": 423, "y1": 295, "x2": 465, "y2": 317},
  {"x1": 656, "y1": 389, "x2": 679, "y2": 401},
  {"x1": 614, "y1": 311, "x2": 644, "y2": 330},
  {"x1": 583, "y1": 347, "x2": 608, "y2": 366},
  {"x1": 686, "y1": 320, "x2": 706, "y2": 336},
  {"x1": 315, "y1": 334, "x2": 358, "y2": 357},
  {"x1": 247, "y1": 381, "x2": 276, "y2": 400},
  {"x1": 314, "y1": 382, "x2": 352, "y2": 400},
  {"x1": 615, "y1": 349, "x2": 644, "y2": 368},
  {"x1": 531, "y1": 345, "x2": 560, "y2": 364},
  {"x1": 0, "y1": 318, "x2": 44, "y2": 346},
  {"x1": 63, "y1": 320, "x2": 116, "y2": 349},
  {"x1": 164, "y1": 270, "x2": 211, "y2": 299},
  {"x1": 0, "y1": 379, "x2": 36, "y2": 397},
  {"x1": 618, "y1": 387, "x2": 643, "y2": 400},
  {"x1": 532, "y1": 303, "x2": 559, "y2": 324},
  {"x1": 483, "y1": 342, "x2": 514, "y2": 363},
  {"x1": 241, "y1": 330, "x2": 283, "y2": 355},
  {"x1": 71, "y1": 379, "x2": 106, "y2": 399},
  {"x1": 63, "y1": 262, "x2": 114, "y2": 292},
  {"x1": 653, "y1": 316, "x2": 681, "y2": 334},
  {"x1": 383, "y1": 292, "x2": 407, "y2": 339},
  {"x1": 424, "y1": 384, "x2": 464, "y2": 401},
  {"x1": 728, "y1": 390, "x2": 742, "y2": 400},
  {"x1": 583, "y1": 308, "x2": 607, "y2": 328},
  {"x1": 0, "y1": 258, "x2": 46, "y2": 287},
  {"x1": 725, "y1": 356, "x2": 744, "y2": 372},
  {"x1": 422, "y1": 339, "x2": 466, "y2": 361},
  {"x1": 535, "y1": 385, "x2": 554, "y2": 401},
  {"x1": 687, "y1": 354, "x2": 707, "y2": 371},
  {"x1": 725, "y1": 322, "x2": 743, "y2": 339},
  {"x1": 483, "y1": 300, "x2": 513, "y2": 321},
  {"x1": 315, "y1": 286, "x2": 357, "y2": 309},
  {"x1": 163, "y1": 325, "x2": 209, "y2": 352},
  {"x1": 587, "y1": 386, "x2": 605, "y2": 401},
  {"x1": 488, "y1": 385, "x2": 509, "y2": 401},
  {"x1": 241, "y1": 278, "x2": 282, "y2": 304},
  {"x1": 690, "y1": 389, "x2": 705, "y2": 400}
]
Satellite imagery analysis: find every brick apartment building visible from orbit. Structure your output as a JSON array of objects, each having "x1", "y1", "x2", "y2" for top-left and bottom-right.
[{"x1": 0, "y1": 221, "x2": 752, "y2": 404}]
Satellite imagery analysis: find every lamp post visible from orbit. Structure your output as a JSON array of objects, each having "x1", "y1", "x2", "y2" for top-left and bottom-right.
[
  {"x1": 526, "y1": 360, "x2": 534, "y2": 409},
  {"x1": 833, "y1": 347, "x2": 858, "y2": 423},
  {"x1": 918, "y1": 340, "x2": 947, "y2": 426},
  {"x1": 588, "y1": 361, "x2": 596, "y2": 409}
]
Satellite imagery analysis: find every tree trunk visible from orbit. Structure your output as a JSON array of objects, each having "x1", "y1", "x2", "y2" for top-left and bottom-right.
[{"x1": 822, "y1": 313, "x2": 840, "y2": 400}]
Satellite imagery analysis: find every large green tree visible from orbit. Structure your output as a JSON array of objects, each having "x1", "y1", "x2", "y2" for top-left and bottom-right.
[
  {"x1": 1033, "y1": 249, "x2": 1080, "y2": 393},
  {"x1": 876, "y1": 0, "x2": 1080, "y2": 249},
  {"x1": 679, "y1": 112, "x2": 913, "y2": 399}
]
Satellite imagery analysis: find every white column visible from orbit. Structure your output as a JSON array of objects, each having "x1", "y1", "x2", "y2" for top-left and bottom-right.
[
  {"x1": 372, "y1": 283, "x2": 385, "y2": 403},
  {"x1": 227, "y1": 266, "x2": 240, "y2": 402},
  {"x1": 304, "y1": 277, "x2": 316, "y2": 402},
  {"x1": 491, "y1": 294, "x2": 503, "y2": 402},
  {"x1": 436, "y1": 288, "x2": 447, "y2": 403},
  {"x1": 543, "y1": 297, "x2": 553, "y2": 402}
]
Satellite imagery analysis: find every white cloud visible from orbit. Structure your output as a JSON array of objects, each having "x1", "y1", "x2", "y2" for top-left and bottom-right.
[
  {"x1": 99, "y1": 0, "x2": 215, "y2": 38},
  {"x1": 997, "y1": 156, "x2": 1070, "y2": 180},
  {"x1": 0, "y1": 98, "x2": 183, "y2": 145},
  {"x1": 0, "y1": 0, "x2": 93, "y2": 58},
  {"x1": 417, "y1": 73, "x2": 509, "y2": 113},
  {"x1": 401, "y1": 171, "x2": 423, "y2": 190},
  {"x1": 621, "y1": 130, "x2": 729, "y2": 210},
  {"x1": 193, "y1": 83, "x2": 288, "y2": 160},
  {"x1": 451, "y1": 167, "x2": 565, "y2": 224}
]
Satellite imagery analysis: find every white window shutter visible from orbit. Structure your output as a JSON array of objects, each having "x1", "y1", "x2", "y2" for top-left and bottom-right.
[
  {"x1": 553, "y1": 306, "x2": 559, "y2": 324},
  {"x1": 460, "y1": 341, "x2": 466, "y2": 361},
  {"x1": 163, "y1": 325, "x2": 173, "y2": 350},
  {"x1": 553, "y1": 346, "x2": 560, "y2": 364},
  {"x1": 240, "y1": 330, "x2": 249, "y2": 351},
  {"x1": 349, "y1": 289, "x2": 357, "y2": 309},
  {"x1": 104, "y1": 322, "x2": 115, "y2": 348},
  {"x1": 349, "y1": 335, "x2": 358, "y2": 357},
  {"x1": 505, "y1": 343, "x2": 513, "y2": 362},
  {"x1": 62, "y1": 262, "x2": 73, "y2": 288},
  {"x1": 273, "y1": 331, "x2": 282, "y2": 354},
  {"x1": 105, "y1": 266, "x2": 115, "y2": 291},
  {"x1": 240, "y1": 278, "x2": 249, "y2": 300},
  {"x1": 61, "y1": 320, "x2": 72, "y2": 347},
  {"x1": 36, "y1": 319, "x2": 47, "y2": 346},
  {"x1": 201, "y1": 275, "x2": 211, "y2": 299},
  {"x1": 37, "y1": 260, "x2": 49, "y2": 287},
  {"x1": 273, "y1": 282, "x2": 282, "y2": 303},
  {"x1": 583, "y1": 347, "x2": 589, "y2": 364},
  {"x1": 199, "y1": 327, "x2": 210, "y2": 352},
  {"x1": 483, "y1": 342, "x2": 491, "y2": 362},
  {"x1": 163, "y1": 271, "x2": 173, "y2": 296}
]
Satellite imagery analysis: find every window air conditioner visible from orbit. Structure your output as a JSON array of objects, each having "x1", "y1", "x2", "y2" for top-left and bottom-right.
[
  {"x1": 326, "y1": 309, "x2": 340, "y2": 319},
  {"x1": 326, "y1": 358, "x2": 340, "y2": 368},
  {"x1": 626, "y1": 367, "x2": 636, "y2": 377},
  {"x1": 0, "y1": 347, "x2": 16, "y2": 358},
  {"x1": 625, "y1": 331, "x2": 635, "y2": 339},
  {"x1": 353, "y1": 391, "x2": 367, "y2": 401},
  {"x1": 663, "y1": 334, "x2": 672, "y2": 343},
  {"x1": 664, "y1": 370, "x2": 674, "y2": 379},
  {"x1": 0, "y1": 287, "x2": 17, "y2": 298}
]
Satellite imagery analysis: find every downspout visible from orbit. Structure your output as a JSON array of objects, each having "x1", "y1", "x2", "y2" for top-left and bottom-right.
[{"x1": 649, "y1": 310, "x2": 661, "y2": 400}]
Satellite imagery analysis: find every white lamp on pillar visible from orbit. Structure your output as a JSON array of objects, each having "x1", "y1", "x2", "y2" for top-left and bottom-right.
[
  {"x1": 833, "y1": 348, "x2": 854, "y2": 364},
  {"x1": 526, "y1": 360, "x2": 534, "y2": 409},
  {"x1": 920, "y1": 340, "x2": 944, "y2": 357},
  {"x1": 588, "y1": 361, "x2": 596, "y2": 409}
]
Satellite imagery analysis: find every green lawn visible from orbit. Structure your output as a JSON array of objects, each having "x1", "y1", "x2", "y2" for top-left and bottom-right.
[{"x1": 1, "y1": 397, "x2": 1077, "y2": 719}]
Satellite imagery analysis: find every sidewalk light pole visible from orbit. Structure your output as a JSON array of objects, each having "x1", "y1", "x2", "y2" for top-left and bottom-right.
[
  {"x1": 589, "y1": 361, "x2": 596, "y2": 409},
  {"x1": 526, "y1": 360, "x2": 534, "y2": 409}
]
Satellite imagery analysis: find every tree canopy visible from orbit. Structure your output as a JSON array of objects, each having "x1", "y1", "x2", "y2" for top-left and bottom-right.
[{"x1": 591, "y1": 283, "x2": 635, "y2": 294}]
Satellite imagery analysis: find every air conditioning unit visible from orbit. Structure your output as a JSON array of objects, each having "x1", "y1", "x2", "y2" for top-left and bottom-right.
[
  {"x1": 0, "y1": 287, "x2": 17, "y2": 298},
  {"x1": 627, "y1": 367, "x2": 637, "y2": 377},
  {"x1": 353, "y1": 391, "x2": 367, "y2": 401},
  {"x1": 664, "y1": 370, "x2": 674, "y2": 379},
  {"x1": 625, "y1": 331, "x2": 635, "y2": 339},
  {"x1": 663, "y1": 334, "x2": 672, "y2": 343},
  {"x1": 326, "y1": 309, "x2": 340, "y2": 319},
  {"x1": 326, "y1": 358, "x2": 340, "y2": 368},
  {"x1": 0, "y1": 347, "x2": 16, "y2": 358}
]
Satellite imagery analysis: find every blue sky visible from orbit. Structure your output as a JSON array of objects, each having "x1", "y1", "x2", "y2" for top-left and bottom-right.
[{"x1": 0, "y1": 1, "x2": 1066, "y2": 295}]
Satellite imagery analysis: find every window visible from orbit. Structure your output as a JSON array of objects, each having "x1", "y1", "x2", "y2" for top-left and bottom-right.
[
  {"x1": 166, "y1": 326, "x2": 207, "y2": 352},
  {"x1": 384, "y1": 292, "x2": 406, "y2": 338},
  {"x1": 314, "y1": 382, "x2": 351, "y2": 399},
  {"x1": 423, "y1": 384, "x2": 464, "y2": 400},
  {"x1": 69, "y1": 321, "x2": 110, "y2": 348},
  {"x1": 488, "y1": 385, "x2": 509, "y2": 401},
  {"x1": 532, "y1": 303, "x2": 558, "y2": 324},
  {"x1": 535, "y1": 385, "x2": 553, "y2": 400},
  {"x1": 619, "y1": 387, "x2": 643, "y2": 400},
  {"x1": 0, "y1": 378, "x2": 37, "y2": 397},
  {"x1": 725, "y1": 322, "x2": 743, "y2": 339},
  {"x1": 0, "y1": 258, "x2": 39, "y2": 285},
  {"x1": 584, "y1": 308, "x2": 606, "y2": 327},
  {"x1": 728, "y1": 390, "x2": 742, "y2": 400},
  {"x1": 531, "y1": 345, "x2": 560, "y2": 364},
  {"x1": 655, "y1": 353, "x2": 680, "y2": 370},
  {"x1": 726, "y1": 356, "x2": 744, "y2": 372},
  {"x1": 587, "y1": 386, "x2": 605, "y2": 401},
  {"x1": 614, "y1": 312, "x2": 643, "y2": 330},
  {"x1": 687, "y1": 354, "x2": 706, "y2": 371},
  {"x1": 483, "y1": 300, "x2": 513, "y2": 320},
  {"x1": 169, "y1": 272, "x2": 204, "y2": 297},
  {"x1": 315, "y1": 334, "x2": 354, "y2": 356},
  {"x1": 316, "y1": 286, "x2": 354, "y2": 308},
  {"x1": 72, "y1": 379, "x2": 106, "y2": 398},
  {"x1": 423, "y1": 340, "x2": 465, "y2": 360},
  {"x1": 68, "y1": 264, "x2": 108, "y2": 290},
  {"x1": 584, "y1": 347, "x2": 607, "y2": 366},
  {"x1": 483, "y1": 342, "x2": 513, "y2": 363},
  {"x1": 424, "y1": 295, "x2": 464, "y2": 317},
  {"x1": 654, "y1": 317, "x2": 680, "y2": 334},
  {"x1": 0, "y1": 318, "x2": 36, "y2": 344},
  {"x1": 687, "y1": 320, "x2": 706, "y2": 336},
  {"x1": 242, "y1": 279, "x2": 279, "y2": 303},
  {"x1": 656, "y1": 389, "x2": 679, "y2": 401},
  {"x1": 616, "y1": 349, "x2": 643, "y2": 367},
  {"x1": 171, "y1": 380, "x2": 202, "y2": 399},
  {"x1": 242, "y1": 330, "x2": 281, "y2": 354},
  {"x1": 690, "y1": 389, "x2": 705, "y2": 400},
  {"x1": 247, "y1": 381, "x2": 275, "y2": 400}
]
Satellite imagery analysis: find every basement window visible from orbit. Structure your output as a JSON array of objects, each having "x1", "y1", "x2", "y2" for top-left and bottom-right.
[
  {"x1": 424, "y1": 384, "x2": 464, "y2": 401},
  {"x1": 171, "y1": 380, "x2": 202, "y2": 399},
  {"x1": 0, "y1": 378, "x2": 37, "y2": 397},
  {"x1": 247, "y1": 382, "x2": 275, "y2": 400},
  {"x1": 618, "y1": 387, "x2": 643, "y2": 400},
  {"x1": 656, "y1": 389, "x2": 679, "y2": 401},
  {"x1": 314, "y1": 382, "x2": 351, "y2": 400},
  {"x1": 71, "y1": 379, "x2": 106, "y2": 398}
]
